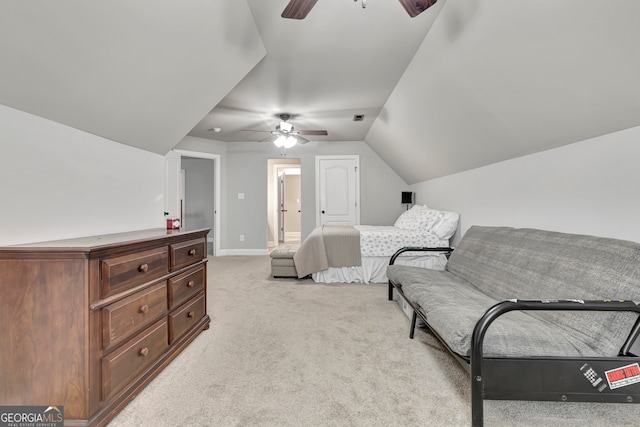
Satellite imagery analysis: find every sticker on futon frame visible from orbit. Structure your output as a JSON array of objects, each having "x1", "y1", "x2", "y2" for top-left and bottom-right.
[
  {"x1": 604, "y1": 363, "x2": 640, "y2": 390},
  {"x1": 580, "y1": 363, "x2": 607, "y2": 392}
]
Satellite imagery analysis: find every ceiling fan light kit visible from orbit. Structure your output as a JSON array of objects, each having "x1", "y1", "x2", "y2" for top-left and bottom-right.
[
  {"x1": 282, "y1": 0, "x2": 437, "y2": 19},
  {"x1": 275, "y1": 136, "x2": 297, "y2": 150}
]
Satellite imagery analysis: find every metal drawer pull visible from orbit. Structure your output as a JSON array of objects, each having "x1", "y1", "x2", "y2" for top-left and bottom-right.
[
  {"x1": 139, "y1": 304, "x2": 149, "y2": 314},
  {"x1": 188, "y1": 249, "x2": 196, "y2": 256},
  {"x1": 139, "y1": 263, "x2": 149, "y2": 273},
  {"x1": 187, "y1": 280, "x2": 195, "y2": 288},
  {"x1": 187, "y1": 311, "x2": 195, "y2": 318},
  {"x1": 139, "y1": 347, "x2": 149, "y2": 357}
]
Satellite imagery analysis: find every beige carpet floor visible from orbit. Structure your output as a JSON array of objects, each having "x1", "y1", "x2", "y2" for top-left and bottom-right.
[{"x1": 107, "y1": 256, "x2": 638, "y2": 426}]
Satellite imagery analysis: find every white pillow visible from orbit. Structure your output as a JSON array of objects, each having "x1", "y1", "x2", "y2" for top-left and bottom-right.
[
  {"x1": 394, "y1": 205, "x2": 441, "y2": 231},
  {"x1": 394, "y1": 206, "x2": 460, "y2": 240},
  {"x1": 394, "y1": 205, "x2": 422, "y2": 229},
  {"x1": 430, "y1": 210, "x2": 460, "y2": 240}
]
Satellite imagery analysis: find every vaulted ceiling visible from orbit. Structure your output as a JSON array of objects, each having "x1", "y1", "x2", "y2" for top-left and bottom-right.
[
  {"x1": 0, "y1": 1, "x2": 266, "y2": 155},
  {"x1": 2, "y1": 1, "x2": 639, "y2": 184}
]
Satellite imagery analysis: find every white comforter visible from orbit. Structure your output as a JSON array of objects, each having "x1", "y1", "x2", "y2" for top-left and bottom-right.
[{"x1": 355, "y1": 225, "x2": 449, "y2": 257}]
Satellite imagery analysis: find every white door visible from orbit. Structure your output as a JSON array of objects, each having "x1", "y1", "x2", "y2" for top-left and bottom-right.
[
  {"x1": 278, "y1": 168, "x2": 302, "y2": 242},
  {"x1": 284, "y1": 173, "x2": 301, "y2": 240},
  {"x1": 164, "y1": 151, "x2": 181, "y2": 220},
  {"x1": 316, "y1": 155, "x2": 360, "y2": 226},
  {"x1": 277, "y1": 170, "x2": 285, "y2": 242}
]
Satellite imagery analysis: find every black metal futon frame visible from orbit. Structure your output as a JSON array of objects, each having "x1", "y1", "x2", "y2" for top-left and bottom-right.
[{"x1": 387, "y1": 247, "x2": 640, "y2": 427}]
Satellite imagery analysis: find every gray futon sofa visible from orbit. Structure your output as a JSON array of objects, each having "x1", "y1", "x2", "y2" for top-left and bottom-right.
[{"x1": 387, "y1": 226, "x2": 640, "y2": 426}]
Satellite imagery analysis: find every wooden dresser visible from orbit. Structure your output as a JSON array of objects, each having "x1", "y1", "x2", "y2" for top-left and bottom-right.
[{"x1": 0, "y1": 228, "x2": 210, "y2": 426}]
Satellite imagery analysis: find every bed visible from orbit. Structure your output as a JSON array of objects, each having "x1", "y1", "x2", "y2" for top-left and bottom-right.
[{"x1": 293, "y1": 205, "x2": 459, "y2": 283}]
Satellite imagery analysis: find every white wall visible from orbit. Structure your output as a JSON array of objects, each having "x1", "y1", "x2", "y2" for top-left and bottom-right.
[
  {"x1": 0, "y1": 104, "x2": 165, "y2": 245},
  {"x1": 411, "y1": 125, "x2": 640, "y2": 244}
]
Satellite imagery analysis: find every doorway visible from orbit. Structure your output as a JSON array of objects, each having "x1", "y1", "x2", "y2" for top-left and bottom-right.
[
  {"x1": 172, "y1": 149, "x2": 221, "y2": 256},
  {"x1": 267, "y1": 158, "x2": 301, "y2": 249},
  {"x1": 181, "y1": 157, "x2": 216, "y2": 254}
]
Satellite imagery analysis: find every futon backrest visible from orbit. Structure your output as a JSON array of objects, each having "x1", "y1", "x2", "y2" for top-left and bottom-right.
[{"x1": 446, "y1": 226, "x2": 640, "y2": 355}]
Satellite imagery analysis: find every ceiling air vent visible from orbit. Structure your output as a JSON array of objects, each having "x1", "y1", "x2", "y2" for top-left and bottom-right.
[{"x1": 353, "y1": 114, "x2": 365, "y2": 122}]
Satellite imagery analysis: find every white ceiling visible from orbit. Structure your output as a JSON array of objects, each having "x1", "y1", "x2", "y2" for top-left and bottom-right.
[
  {"x1": 2, "y1": 1, "x2": 640, "y2": 184},
  {"x1": 366, "y1": 0, "x2": 640, "y2": 183},
  {"x1": 189, "y1": 0, "x2": 442, "y2": 143},
  {"x1": 0, "y1": 1, "x2": 266, "y2": 155}
]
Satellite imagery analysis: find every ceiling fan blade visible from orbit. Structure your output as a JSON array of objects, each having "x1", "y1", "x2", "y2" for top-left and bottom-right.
[
  {"x1": 295, "y1": 130, "x2": 328, "y2": 136},
  {"x1": 295, "y1": 136, "x2": 310, "y2": 144},
  {"x1": 259, "y1": 135, "x2": 279, "y2": 143},
  {"x1": 242, "y1": 129, "x2": 276, "y2": 133},
  {"x1": 398, "y1": 0, "x2": 437, "y2": 18},
  {"x1": 281, "y1": 0, "x2": 318, "y2": 20}
]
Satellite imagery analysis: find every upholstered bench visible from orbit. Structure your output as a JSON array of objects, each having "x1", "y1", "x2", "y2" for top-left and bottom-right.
[{"x1": 270, "y1": 244, "x2": 299, "y2": 278}]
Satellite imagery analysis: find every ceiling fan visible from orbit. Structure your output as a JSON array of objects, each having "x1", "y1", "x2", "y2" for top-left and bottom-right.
[
  {"x1": 281, "y1": 0, "x2": 437, "y2": 19},
  {"x1": 244, "y1": 114, "x2": 328, "y2": 148}
]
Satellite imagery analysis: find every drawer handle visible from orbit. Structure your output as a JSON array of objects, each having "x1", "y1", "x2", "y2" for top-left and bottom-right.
[
  {"x1": 139, "y1": 304, "x2": 149, "y2": 314},
  {"x1": 139, "y1": 347, "x2": 149, "y2": 357},
  {"x1": 139, "y1": 263, "x2": 149, "y2": 273},
  {"x1": 187, "y1": 311, "x2": 195, "y2": 318},
  {"x1": 187, "y1": 280, "x2": 195, "y2": 288},
  {"x1": 188, "y1": 249, "x2": 196, "y2": 256}
]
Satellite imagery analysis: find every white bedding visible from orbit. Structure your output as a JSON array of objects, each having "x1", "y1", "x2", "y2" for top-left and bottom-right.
[
  {"x1": 309, "y1": 206, "x2": 459, "y2": 284},
  {"x1": 311, "y1": 225, "x2": 451, "y2": 284},
  {"x1": 356, "y1": 225, "x2": 449, "y2": 256}
]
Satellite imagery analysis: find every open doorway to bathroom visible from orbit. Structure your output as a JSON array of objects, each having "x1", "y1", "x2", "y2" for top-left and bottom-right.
[{"x1": 267, "y1": 158, "x2": 301, "y2": 251}]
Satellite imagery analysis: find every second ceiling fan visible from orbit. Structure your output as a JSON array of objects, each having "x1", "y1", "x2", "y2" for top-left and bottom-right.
[
  {"x1": 281, "y1": 0, "x2": 437, "y2": 20},
  {"x1": 245, "y1": 114, "x2": 328, "y2": 148}
]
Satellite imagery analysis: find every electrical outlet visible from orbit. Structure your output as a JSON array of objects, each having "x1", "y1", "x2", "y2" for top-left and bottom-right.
[{"x1": 239, "y1": 235, "x2": 244, "y2": 242}]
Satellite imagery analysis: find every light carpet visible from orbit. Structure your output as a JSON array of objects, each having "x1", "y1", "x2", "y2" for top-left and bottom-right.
[{"x1": 107, "y1": 256, "x2": 638, "y2": 426}]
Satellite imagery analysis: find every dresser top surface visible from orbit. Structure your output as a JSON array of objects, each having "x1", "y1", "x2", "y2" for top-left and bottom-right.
[{"x1": 0, "y1": 228, "x2": 210, "y2": 254}]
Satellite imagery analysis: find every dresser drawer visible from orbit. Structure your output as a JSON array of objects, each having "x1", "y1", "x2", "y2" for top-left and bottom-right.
[
  {"x1": 101, "y1": 247, "x2": 169, "y2": 298},
  {"x1": 169, "y1": 293, "x2": 205, "y2": 344},
  {"x1": 102, "y1": 282, "x2": 168, "y2": 351},
  {"x1": 102, "y1": 318, "x2": 169, "y2": 400},
  {"x1": 170, "y1": 238, "x2": 205, "y2": 271},
  {"x1": 168, "y1": 265, "x2": 205, "y2": 310}
]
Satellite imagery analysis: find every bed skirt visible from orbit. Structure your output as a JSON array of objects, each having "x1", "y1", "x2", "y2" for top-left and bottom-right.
[{"x1": 311, "y1": 254, "x2": 447, "y2": 284}]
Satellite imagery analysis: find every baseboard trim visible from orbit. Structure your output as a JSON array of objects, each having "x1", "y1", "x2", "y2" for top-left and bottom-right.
[
  {"x1": 218, "y1": 249, "x2": 269, "y2": 256},
  {"x1": 284, "y1": 232, "x2": 301, "y2": 240}
]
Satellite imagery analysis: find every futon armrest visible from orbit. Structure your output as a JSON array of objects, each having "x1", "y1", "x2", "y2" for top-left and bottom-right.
[
  {"x1": 389, "y1": 246, "x2": 454, "y2": 265},
  {"x1": 472, "y1": 299, "x2": 640, "y2": 359},
  {"x1": 470, "y1": 299, "x2": 640, "y2": 427}
]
